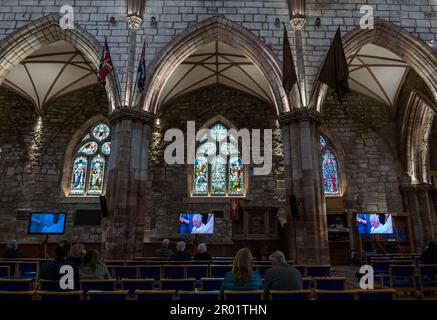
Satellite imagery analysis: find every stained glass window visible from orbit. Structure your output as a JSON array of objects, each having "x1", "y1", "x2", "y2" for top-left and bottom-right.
[
  {"x1": 320, "y1": 135, "x2": 340, "y2": 196},
  {"x1": 192, "y1": 122, "x2": 245, "y2": 197},
  {"x1": 69, "y1": 122, "x2": 111, "y2": 196}
]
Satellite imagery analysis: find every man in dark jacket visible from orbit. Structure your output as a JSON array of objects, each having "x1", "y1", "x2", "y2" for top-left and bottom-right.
[
  {"x1": 264, "y1": 250, "x2": 302, "y2": 293},
  {"x1": 170, "y1": 241, "x2": 191, "y2": 261},
  {"x1": 40, "y1": 240, "x2": 80, "y2": 290}
]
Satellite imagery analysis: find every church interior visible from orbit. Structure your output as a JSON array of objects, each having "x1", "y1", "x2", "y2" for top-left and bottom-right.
[{"x1": 0, "y1": 0, "x2": 436, "y2": 303}]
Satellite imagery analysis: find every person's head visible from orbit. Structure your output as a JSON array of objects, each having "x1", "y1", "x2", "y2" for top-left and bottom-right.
[
  {"x1": 70, "y1": 243, "x2": 86, "y2": 258},
  {"x1": 6, "y1": 240, "x2": 18, "y2": 251},
  {"x1": 370, "y1": 214, "x2": 380, "y2": 228},
  {"x1": 197, "y1": 243, "x2": 207, "y2": 254},
  {"x1": 268, "y1": 250, "x2": 286, "y2": 267},
  {"x1": 161, "y1": 239, "x2": 170, "y2": 248},
  {"x1": 55, "y1": 240, "x2": 71, "y2": 258},
  {"x1": 193, "y1": 214, "x2": 203, "y2": 228},
  {"x1": 83, "y1": 249, "x2": 101, "y2": 272},
  {"x1": 176, "y1": 241, "x2": 186, "y2": 252},
  {"x1": 232, "y1": 248, "x2": 253, "y2": 283}
]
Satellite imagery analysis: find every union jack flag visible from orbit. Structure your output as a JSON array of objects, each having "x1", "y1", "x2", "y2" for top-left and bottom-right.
[
  {"x1": 137, "y1": 41, "x2": 146, "y2": 92},
  {"x1": 97, "y1": 39, "x2": 113, "y2": 86}
]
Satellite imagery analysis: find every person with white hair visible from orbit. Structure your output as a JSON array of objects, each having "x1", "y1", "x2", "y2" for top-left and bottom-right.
[
  {"x1": 264, "y1": 250, "x2": 302, "y2": 292},
  {"x1": 370, "y1": 214, "x2": 393, "y2": 234},
  {"x1": 194, "y1": 243, "x2": 211, "y2": 261},
  {"x1": 155, "y1": 239, "x2": 173, "y2": 258},
  {"x1": 191, "y1": 213, "x2": 214, "y2": 234},
  {"x1": 3, "y1": 240, "x2": 24, "y2": 259},
  {"x1": 170, "y1": 241, "x2": 191, "y2": 261}
]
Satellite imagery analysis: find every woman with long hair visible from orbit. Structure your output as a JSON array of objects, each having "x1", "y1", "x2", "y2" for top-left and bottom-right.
[
  {"x1": 79, "y1": 249, "x2": 111, "y2": 279},
  {"x1": 220, "y1": 248, "x2": 262, "y2": 293}
]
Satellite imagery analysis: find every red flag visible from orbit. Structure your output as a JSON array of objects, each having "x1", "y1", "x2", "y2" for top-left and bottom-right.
[
  {"x1": 97, "y1": 39, "x2": 113, "y2": 86},
  {"x1": 230, "y1": 199, "x2": 240, "y2": 221}
]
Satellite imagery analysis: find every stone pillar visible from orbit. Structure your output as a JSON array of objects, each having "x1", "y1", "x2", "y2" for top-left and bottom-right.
[
  {"x1": 103, "y1": 108, "x2": 154, "y2": 259},
  {"x1": 400, "y1": 183, "x2": 437, "y2": 252},
  {"x1": 279, "y1": 108, "x2": 330, "y2": 264}
]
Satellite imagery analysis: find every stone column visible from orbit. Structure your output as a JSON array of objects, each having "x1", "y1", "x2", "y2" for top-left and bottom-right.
[
  {"x1": 103, "y1": 108, "x2": 154, "y2": 259},
  {"x1": 400, "y1": 183, "x2": 437, "y2": 252},
  {"x1": 279, "y1": 108, "x2": 330, "y2": 264}
]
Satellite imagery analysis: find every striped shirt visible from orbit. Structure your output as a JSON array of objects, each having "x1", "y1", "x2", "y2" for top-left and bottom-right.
[{"x1": 220, "y1": 271, "x2": 263, "y2": 293}]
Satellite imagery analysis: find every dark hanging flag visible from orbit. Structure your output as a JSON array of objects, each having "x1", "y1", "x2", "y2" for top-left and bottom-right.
[
  {"x1": 230, "y1": 198, "x2": 240, "y2": 221},
  {"x1": 282, "y1": 23, "x2": 298, "y2": 94},
  {"x1": 97, "y1": 39, "x2": 113, "y2": 86},
  {"x1": 318, "y1": 27, "x2": 349, "y2": 103},
  {"x1": 137, "y1": 41, "x2": 146, "y2": 92}
]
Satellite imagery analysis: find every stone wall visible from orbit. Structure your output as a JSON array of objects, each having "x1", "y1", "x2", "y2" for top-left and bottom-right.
[
  {"x1": 322, "y1": 90, "x2": 404, "y2": 212},
  {"x1": 145, "y1": 84, "x2": 285, "y2": 243},
  {"x1": 0, "y1": 84, "x2": 108, "y2": 244}
]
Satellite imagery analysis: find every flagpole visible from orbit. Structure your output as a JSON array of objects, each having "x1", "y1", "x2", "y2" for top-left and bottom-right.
[
  {"x1": 104, "y1": 36, "x2": 123, "y2": 108},
  {"x1": 129, "y1": 41, "x2": 144, "y2": 109}
]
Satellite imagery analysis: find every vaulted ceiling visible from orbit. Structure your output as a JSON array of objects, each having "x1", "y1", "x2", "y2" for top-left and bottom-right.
[
  {"x1": 348, "y1": 44, "x2": 410, "y2": 112},
  {"x1": 159, "y1": 41, "x2": 275, "y2": 106},
  {"x1": 3, "y1": 40, "x2": 97, "y2": 114}
]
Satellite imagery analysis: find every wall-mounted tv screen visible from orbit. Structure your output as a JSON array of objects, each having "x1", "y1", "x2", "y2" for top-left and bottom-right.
[
  {"x1": 356, "y1": 213, "x2": 393, "y2": 234},
  {"x1": 179, "y1": 213, "x2": 214, "y2": 234},
  {"x1": 28, "y1": 212, "x2": 67, "y2": 234}
]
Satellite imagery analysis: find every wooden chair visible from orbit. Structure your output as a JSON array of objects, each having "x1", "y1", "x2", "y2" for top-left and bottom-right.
[
  {"x1": 388, "y1": 265, "x2": 417, "y2": 297},
  {"x1": 314, "y1": 289, "x2": 356, "y2": 300},
  {"x1": 186, "y1": 265, "x2": 209, "y2": 280},
  {"x1": 306, "y1": 265, "x2": 331, "y2": 277},
  {"x1": 0, "y1": 290, "x2": 34, "y2": 301},
  {"x1": 37, "y1": 290, "x2": 83, "y2": 301},
  {"x1": 87, "y1": 290, "x2": 128, "y2": 301},
  {"x1": 38, "y1": 279, "x2": 66, "y2": 291},
  {"x1": 121, "y1": 279, "x2": 154, "y2": 294},
  {"x1": 269, "y1": 289, "x2": 313, "y2": 300},
  {"x1": 178, "y1": 290, "x2": 221, "y2": 300},
  {"x1": 223, "y1": 290, "x2": 264, "y2": 300},
  {"x1": 111, "y1": 265, "x2": 138, "y2": 279},
  {"x1": 0, "y1": 278, "x2": 33, "y2": 291},
  {"x1": 0, "y1": 265, "x2": 10, "y2": 278},
  {"x1": 313, "y1": 277, "x2": 346, "y2": 290},
  {"x1": 138, "y1": 265, "x2": 161, "y2": 280},
  {"x1": 210, "y1": 265, "x2": 232, "y2": 278},
  {"x1": 162, "y1": 265, "x2": 186, "y2": 279},
  {"x1": 356, "y1": 289, "x2": 395, "y2": 300},
  {"x1": 418, "y1": 264, "x2": 437, "y2": 298},
  {"x1": 80, "y1": 279, "x2": 116, "y2": 292},
  {"x1": 135, "y1": 289, "x2": 175, "y2": 300},
  {"x1": 201, "y1": 278, "x2": 224, "y2": 291},
  {"x1": 160, "y1": 278, "x2": 196, "y2": 291}
]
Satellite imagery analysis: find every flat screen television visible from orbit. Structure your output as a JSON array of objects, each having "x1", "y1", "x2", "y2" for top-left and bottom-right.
[
  {"x1": 178, "y1": 212, "x2": 214, "y2": 234},
  {"x1": 356, "y1": 213, "x2": 393, "y2": 234},
  {"x1": 28, "y1": 212, "x2": 67, "y2": 234}
]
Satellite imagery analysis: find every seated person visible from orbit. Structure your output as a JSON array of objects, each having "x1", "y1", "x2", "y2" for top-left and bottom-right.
[
  {"x1": 69, "y1": 243, "x2": 86, "y2": 266},
  {"x1": 421, "y1": 241, "x2": 437, "y2": 264},
  {"x1": 79, "y1": 249, "x2": 111, "y2": 279},
  {"x1": 264, "y1": 250, "x2": 302, "y2": 293},
  {"x1": 3, "y1": 240, "x2": 24, "y2": 259},
  {"x1": 221, "y1": 248, "x2": 262, "y2": 294},
  {"x1": 40, "y1": 240, "x2": 80, "y2": 290},
  {"x1": 170, "y1": 241, "x2": 191, "y2": 261},
  {"x1": 155, "y1": 239, "x2": 173, "y2": 258},
  {"x1": 194, "y1": 243, "x2": 211, "y2": 261}
]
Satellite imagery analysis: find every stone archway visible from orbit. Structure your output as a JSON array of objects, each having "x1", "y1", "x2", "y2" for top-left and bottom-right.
[
  {"x1": 0, "y1": 14, "x2": 120, "y2": 112},
  {"x1": 142, "y1": 16, "x2": 288, "y2": 115}
]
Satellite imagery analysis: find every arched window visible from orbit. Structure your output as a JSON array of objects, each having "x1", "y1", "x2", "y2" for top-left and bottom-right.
[
  {"x1": 192, "y1": 122, "x2": 245, "y2": 197},
  {"x1": 69, "y1": 122, "x2": 111, "y2": 196},
  {"x1": 320, "y1": 135, "x2": 340, "y2": 196}
]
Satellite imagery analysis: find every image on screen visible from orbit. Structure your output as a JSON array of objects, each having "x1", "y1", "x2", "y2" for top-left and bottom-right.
[
  {"x1": 178, "y1": 213, "x2": 214, "y2": 234},
  {"x1": 28, "y1": 212, "x2": 67, "y2": 234},
  {"x1": 356, "y1": 213, "x2": 393, "y2": 234}
]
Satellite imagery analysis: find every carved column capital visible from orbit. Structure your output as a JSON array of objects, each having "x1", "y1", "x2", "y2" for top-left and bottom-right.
[
  {"x1": 109, "y1": 108, "x2": 155, "y2": 126},
  {"x1": 127, "y1": 15, "x2": 143, "y2": 30},
  {"x1": 290, "y1": 16, "x2": 306, "y2": 31},
  {"x1": 278, "y1": 108, "x2": 321, "y2": 126}
]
